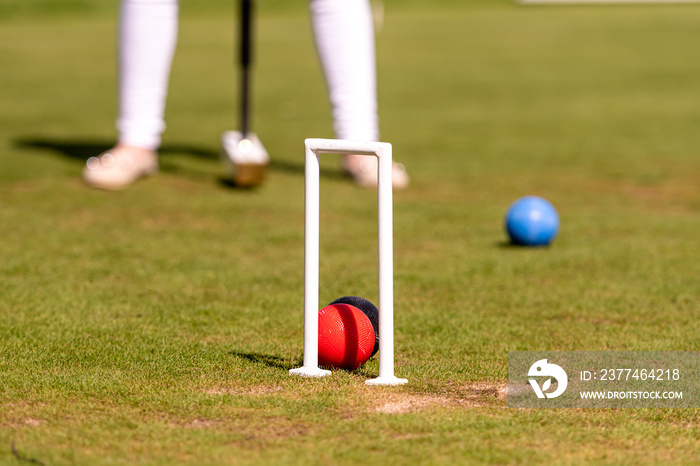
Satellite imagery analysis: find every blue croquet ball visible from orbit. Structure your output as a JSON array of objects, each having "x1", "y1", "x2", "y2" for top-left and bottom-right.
[{"x1": 505, "y1": 196, "x2": 559, "y2": 246}]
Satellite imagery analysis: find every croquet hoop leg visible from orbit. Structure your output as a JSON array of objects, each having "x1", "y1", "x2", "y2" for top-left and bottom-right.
[{"x1": 290, "y1": 139, "x2": 407, "y2": 386}]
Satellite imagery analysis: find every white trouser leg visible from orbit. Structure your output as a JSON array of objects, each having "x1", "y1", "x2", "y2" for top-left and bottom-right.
[
  {"x1": 117, "y1": 0, "x2": 179, "y2": 150},
  {"x1": 310, "y1": 0, "x2": 379, "y2": 142}
]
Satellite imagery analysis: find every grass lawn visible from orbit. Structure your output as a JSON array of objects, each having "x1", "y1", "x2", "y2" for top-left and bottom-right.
[{"x1": 1, "y1": 1, "x2": 699, "y2": 464}]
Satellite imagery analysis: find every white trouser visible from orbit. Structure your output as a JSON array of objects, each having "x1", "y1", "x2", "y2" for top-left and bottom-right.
[
  {"x1": 117, "y1": 0, "x2": 178, "y2": 150},
  {"x1": 116, "y1": 0, "x2": 379, "y2": 150},
  {"x1": 310, "y1": 0, "x2": 378, "y2": 142}
]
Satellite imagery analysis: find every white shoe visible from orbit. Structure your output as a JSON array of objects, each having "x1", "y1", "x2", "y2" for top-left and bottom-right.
[
  {"x1": 343, "y1": 154, "x2": 409, "y2": 190},
  {"x1": 83, "y1": 147, "x2": 158, "y2": 190}
]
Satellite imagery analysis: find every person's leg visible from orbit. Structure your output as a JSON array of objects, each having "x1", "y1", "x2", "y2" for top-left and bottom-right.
[
  {"x1": 310, "y1": 0, "x2": 378, "y2": 142},
  {"x1": 310, "y1": 0, "x2": 408, "y2": 188},
  {"x1": 84, "y1": 0, "x2": 179, "y2": 190}
]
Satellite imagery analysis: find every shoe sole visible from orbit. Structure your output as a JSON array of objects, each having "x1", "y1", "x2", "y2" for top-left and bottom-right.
[{"x1": 83, "y1": 166, "x2": 158, "y2": 191}]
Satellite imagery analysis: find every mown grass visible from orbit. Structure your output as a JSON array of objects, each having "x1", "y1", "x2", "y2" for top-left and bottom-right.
[{"x1": 1, "y1": 1, "x2": 699, "y2": 464}]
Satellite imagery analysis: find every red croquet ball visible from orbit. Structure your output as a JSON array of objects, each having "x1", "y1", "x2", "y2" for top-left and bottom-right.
[{"x1": 318, "y1": 303, "x2": 376, "y2": 370}]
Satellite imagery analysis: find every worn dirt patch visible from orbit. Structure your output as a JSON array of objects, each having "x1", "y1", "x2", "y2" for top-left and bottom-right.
[
  {"x1": 3, "y1": 417, "x2": 46, "y2": 429},
  {"x1": 373, "y1": 381, "x2": 507, "y2": 414},
  {"x1": 464, "y1": 381, "x2": 508, "y2": 401},
  {"x1": 201, "y1": 380, "x2": 508, "y2": 415},
  {"x1": 375, "y1": 395, "x2": 450, "y2": 414},
  {"x1": 202, "y1": 385, "x2": 283, "y2": 396},
  {"x1": 182, "y1": 418, "x2": 220, "y2": 429}
]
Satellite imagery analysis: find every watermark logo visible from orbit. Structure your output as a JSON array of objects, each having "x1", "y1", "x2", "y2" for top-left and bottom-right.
[
  {"x1": 510, "y1": 352, "x2": 697, "y2": 408},
  {"x1": 528, "y1": 359, "x2": 568, "y2": 399}
]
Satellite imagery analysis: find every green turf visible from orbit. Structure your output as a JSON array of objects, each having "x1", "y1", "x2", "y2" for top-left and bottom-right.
[{"x1": 1, "y1": 1, "x2": 699, "y2": 464}]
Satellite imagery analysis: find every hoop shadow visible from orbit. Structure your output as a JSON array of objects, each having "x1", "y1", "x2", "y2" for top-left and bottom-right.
[
  {"x1": 229, "y1": 350, "x2": 301, "y2": 371},
  {"x1": 228, "y1": 349, "x2": 376, "y2": 376}
]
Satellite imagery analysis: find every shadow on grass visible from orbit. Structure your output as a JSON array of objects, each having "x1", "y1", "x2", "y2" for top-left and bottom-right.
[
  {"x1": 11, "y1": 441, "x2": 45, "y2": 466},
  {"x1": 495, "y1": 240, "x2": 553, "y2": 249},
  {"x1": 229, "y1": 350, "x2": 301, "y2": 371},
  {"x1": 13, "y1": 136, "x2": 342, "y2": 180},
  {"x1": 13, "y1": 137, "x2": 218, "y2": 164},
  {"x1": 269, "y1": 159, "x2": 345, "y2": 181},
  {"x1": 229, "y1": 350, "x2": 379, "y2": 379}
]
